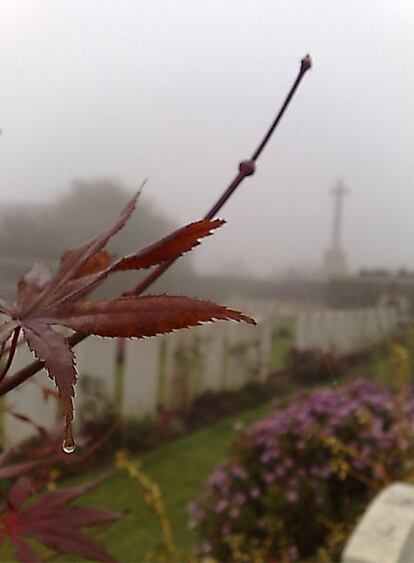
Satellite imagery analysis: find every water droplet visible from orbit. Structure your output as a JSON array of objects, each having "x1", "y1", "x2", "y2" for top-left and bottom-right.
[
  {"x1": 62, "y1": 439, "x2": 76, "y2": 454},
  {"x1": 62, "y1": 423, "x2": 76, "y2": 454}
]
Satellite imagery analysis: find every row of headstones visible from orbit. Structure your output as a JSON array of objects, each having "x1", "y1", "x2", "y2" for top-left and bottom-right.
[
  {"x1": 295, "y1": 307, "x2": 400, "y2": 357},
  {"x1": 2, "y1": 299, "x2": 278, "y2": 446}
]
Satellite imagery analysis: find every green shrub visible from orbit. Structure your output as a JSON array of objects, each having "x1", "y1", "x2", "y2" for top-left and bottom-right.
[{"x1": 287, "y1": 348, "x2": 342, "y2": 385}]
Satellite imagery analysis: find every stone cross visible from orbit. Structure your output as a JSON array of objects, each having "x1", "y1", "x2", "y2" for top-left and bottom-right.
[
  {"x1": 331, "y1": 180, "x2": 349, "y2": 249},
  {"x1": 322, "y1": 180, "x2": 350, "y2": 278}
]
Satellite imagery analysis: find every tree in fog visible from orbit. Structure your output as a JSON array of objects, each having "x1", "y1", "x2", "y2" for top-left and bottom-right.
[{"x1": 0, "y1": 178, "x2": 193, "y2": 297}]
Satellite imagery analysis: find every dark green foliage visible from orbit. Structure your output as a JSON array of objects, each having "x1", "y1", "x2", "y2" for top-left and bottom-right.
[{"x1": 287, "y1": 348, "x2": 342, "y2": 384}]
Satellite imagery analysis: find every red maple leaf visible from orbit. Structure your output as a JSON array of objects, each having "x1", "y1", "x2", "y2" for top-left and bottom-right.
[
  {"x1": 0, "y1": 190, "x2": 255, "y2": 449},
  {"x1": 0, "y1": 475, "x2": 121, "y2": 562}
]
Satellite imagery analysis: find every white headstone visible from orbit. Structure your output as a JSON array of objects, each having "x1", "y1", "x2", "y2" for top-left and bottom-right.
[
  {"x1": 224, "y1": 322, "x2": 261, "y2": 390},
  {"x1": 342, "y1": 482, "x2": 414, "y2": 563},
  {"x1": 4, "y1": 344, "x2": 57, "y2": 447},
  {"x1": 196, "y1": 323, "x2": 226, "y2": 394},
  {"x1": 162, "y1": 329, "x2": 202, "y2": 410},
  {"x1": 123, "y1": 338, "x2": 161, "y2": 417},
  {"x1": 76, "y1": 337, "x2": 116, "y2": 398}
]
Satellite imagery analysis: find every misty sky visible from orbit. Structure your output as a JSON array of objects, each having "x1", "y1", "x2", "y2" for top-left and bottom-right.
[{"x1": 1, "y1": 1, "x2": 413, "y2": 277}]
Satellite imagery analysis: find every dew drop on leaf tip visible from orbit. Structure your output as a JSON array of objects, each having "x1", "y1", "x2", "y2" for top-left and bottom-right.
[
  {"x1": 62, "y1": 438, "x2": 76, "y2": 454},
  {"x1": 62, "y1": 423, "x2": 76, "y2": 454}
]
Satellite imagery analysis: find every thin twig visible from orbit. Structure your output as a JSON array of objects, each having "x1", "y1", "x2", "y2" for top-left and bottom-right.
[
  {"x1": 0, "y1": 54, "x2": 311, "y2": 396},
  {"x1": 0, "y1": 340, "x2": 7, "y2": 363},
  {"x1": 0, "y1": 328, "x2": 21, "y2": 383},
  {"x1": 129, "y1": 54, "x2": 311, "y2": 296}
]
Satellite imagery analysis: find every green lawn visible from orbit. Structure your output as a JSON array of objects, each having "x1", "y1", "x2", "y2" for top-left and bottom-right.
[
  {"x1": 0, "y1": 402, "x2": 275, "y2": 562},
  {"x1": 86, "y1": 403, "x2": 274, "y2": 561}
]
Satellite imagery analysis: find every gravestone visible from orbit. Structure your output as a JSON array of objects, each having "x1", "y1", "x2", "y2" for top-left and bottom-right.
[
  {"x1": 224, "y1": 322, "x2": 262, "y2": 390},
  {"x1": 196, "y1": 323, "x2": 226, "y2": 393},
  {"x1": 162, "y1": 329, "x2": 202, "y2": 410},
  {"x1": 4, "y1": 344, "x2": 57, "y2": 447},
  {"x1": 76, "y1": 337, "x2": 116, "y2": 399},
  {"x1": 342, "y1": 482, "x2": 414, "y2": 563},
  {"x1": 123, "y1": 338, "x2": 161, "y2": 417}
]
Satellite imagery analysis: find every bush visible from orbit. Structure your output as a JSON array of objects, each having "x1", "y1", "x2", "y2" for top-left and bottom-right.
[
  {"x1": 77, "y1": 375, "x2": 286, "y2": 460},
  {"x1": 287, "y1": 347, "x2": 342, "y2": 385},
  {"x1": 189, "y1": 379, "x2": 414, "y2": 561}
]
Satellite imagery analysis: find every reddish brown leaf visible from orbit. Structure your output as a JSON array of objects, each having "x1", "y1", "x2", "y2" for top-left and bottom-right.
[
  {"x1": 28, "y1": 506, "x2": 119, "y2": 531},
  {"x1": 112, "y1": 218, "x2": 225, "y2": 271},
  {"x1": 40, "y1": 385, "x2": 60, "y2": 403},
  {"x1": 0, "y1": 458, "x2": 55, "y2": 480},
  {"x1": 44, "y1": 294, "x2": 256, "y2": 338},
  {"x1": 74, "y1": 250, "x2": 112, "y2": 278},
  {"x1": 0, "y1": 475, "x2": 120, "y2": 563},
  {"x1": 13, "y1": 538, "x2": 40, "y2": 563},
  {"x1": 8, "y1": 409, "x2": 51, "y2": 441},
  {"x1": 45, "y1": 218, "x2": 225, "y2": 307},
  {"x1": 0, "y1": 446, "x2": 15, "y2": 468},
  {"x1": 26, "y1": 528, "x2": 117, "y2": 562},
  {"x1": 0, "y1": 321, "x2": 19, "y2": 348},
  {"x1": 7, "y1": 476, "x2": 33, "y2": 510},
  {"x1": 17, "y1": 262, "x2": 52, "y2": 308},
  {"x1": 54, "y1": 191, "x2": 139, "y2": 283},
  {"x1": 22, "y1": 321, "x2": 77, "y2": 441},
  {"x1": 26, "y1": 473, "x2": 110, "y2": 515},
  {"x1": 2, "y1": 189, "x2": 255, "y2": 446},
  {"x1": 22, "y1": 189, "x2": 141, "y2": 314}
]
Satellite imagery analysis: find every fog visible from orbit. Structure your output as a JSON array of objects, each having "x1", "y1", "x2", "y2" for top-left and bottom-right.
[{"x1": 1, "y1": 1, "x2": 413, "y2": 278}]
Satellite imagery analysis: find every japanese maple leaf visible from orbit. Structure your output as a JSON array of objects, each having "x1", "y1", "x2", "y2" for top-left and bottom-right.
[
  {"x1": 0, "y1": 475, "x2": 121, "y2": 562},
  {"x1": 0, "y1": 190, "x2": 255, "y2": 449}
]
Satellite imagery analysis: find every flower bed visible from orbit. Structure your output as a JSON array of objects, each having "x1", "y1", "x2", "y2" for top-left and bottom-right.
[{"x1": 190, "y1": 379, "x2": 414, "y2": 561}]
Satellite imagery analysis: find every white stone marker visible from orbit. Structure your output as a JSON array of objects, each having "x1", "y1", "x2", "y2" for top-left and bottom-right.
[
  {"x1": 224, "y1": 322, "x2": 261, "y2": 390},
  {"x1": 162, "y1": 329, "x2": 202, "y2": 410},
  {"x1": 4, "y1": 344, "x2": 57, "y2": 447},
  {"x1": 76, "y1": 337, "x2": 116, "y2": 398},
  {"x1": 342, "y1": 482, "x2": 414, "y2": 563},
  {"x1": 196, "y1": 324, "x2": 226, "y2": 394},
  {"x1": 123, "y1": 338, "x2": 160, "y2": 417}
]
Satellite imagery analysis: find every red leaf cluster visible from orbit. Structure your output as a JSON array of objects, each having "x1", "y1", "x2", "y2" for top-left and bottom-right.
[
  {"x1": 0, "y1": 191, "x2": 255, "y2": 449},
  {"x1": 0, "y1": 475, "x2": 121, "y2": 562}
]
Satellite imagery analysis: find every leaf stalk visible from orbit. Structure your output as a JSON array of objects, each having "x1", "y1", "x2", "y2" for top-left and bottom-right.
[{"x1": 0, "y1": 55, "x2": 311, "y2": 396}]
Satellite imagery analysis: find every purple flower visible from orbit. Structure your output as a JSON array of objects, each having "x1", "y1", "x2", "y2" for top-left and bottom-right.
[
  {"x1": 199, "y1": 540, "x2": 212, "y2": 554},
  {"x1": 191, "y1": 378, "x2": 414, "y2": 560},
  {"x1": 275, "y1": 466, "x2": 286, "y2": 478},
  {"x1": 208, "y1": 466, "x2": 231, "y2": 490},
  {"x1": 231, "y1": 465, "x2": 248, "y2": 480},
  {"x1": 286, "y1": 490, "x2": 298, "y2": 503},
  {"x1": 229, "y1": 506, "x2": 241, "y2": 519},
  {"x1": 352, "y1": 459, "x2": 365, "y2": 470},
  {"x1": 233, "y1": 491, "x2": 246, "y2": 504},
  {"x1": 187, "y1": 501, "x2": 205, "y2": 526},
  {"x1": 263, "y1": 471, "x2": 276, "y2": 484},
  {"x1": 249, "y1": 486, "x2": 261, "y2": 499},
  {"x1": 288, "y1": 545, "x2": 299, "y2": 560},
  {"x1": 284, "y1": 458, "x2": 294, "y2": 469},
  {"x1": 214, "y1": 499, "x2": 228, "y2": 514}
]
